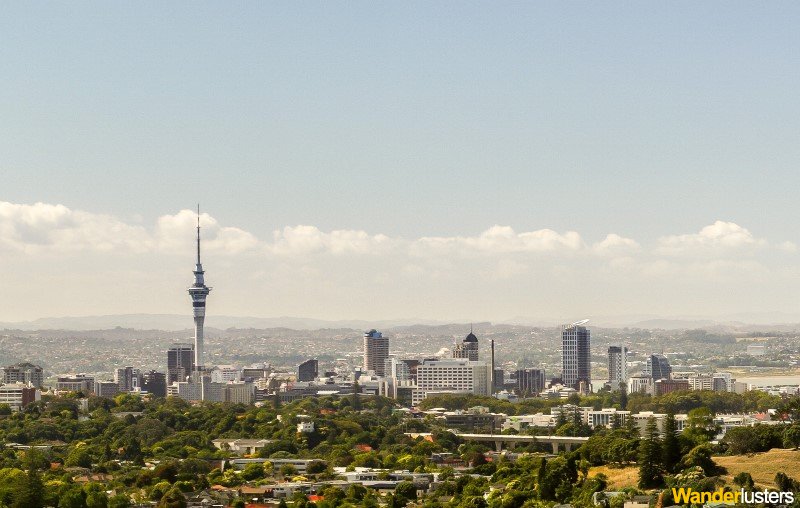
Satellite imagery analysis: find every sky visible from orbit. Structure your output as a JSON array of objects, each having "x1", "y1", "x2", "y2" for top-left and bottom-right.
[{"x1": 2, "y1": 3, "x2": 800, "y2": 323}]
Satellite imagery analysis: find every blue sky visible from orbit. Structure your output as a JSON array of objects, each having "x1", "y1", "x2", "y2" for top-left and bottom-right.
[{"x1": 2, "y1": 3, "x2": 800, "y2": 321}]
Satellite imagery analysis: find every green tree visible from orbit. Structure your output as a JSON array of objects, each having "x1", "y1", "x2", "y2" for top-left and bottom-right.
[
  {"x1": 395, "y1": 481, "x2": 417, "y2": 504},
  {"x1": 661, "y1": 412, "x2": 681, "y2": 474},
  {"x1": 784, "y1": 425, "x2": 800, "y2": 449},
  {"x1": 346, "y1": 484, "x2": 367, "y2": 502},
  {"x1": 536, "y1": 457, "x2": 547, "y2": 493},
  {"x1": 66, "y1": 445, "x2": 93, "y2": 468},
  {"x1": 280, "y1": 464, "x2": 297, "y2": 477},
  {"x1": 352, "y1": 381, "x2": 362, "y2": 411},
  {"x1": 241, "y1": 462, "x2": 265, "y2": 481},
  {"x1": 733, "y1": 472, "x2": 755, "y2": 491},
  {"x1": 683, "y1": 408, "x2": 716, "y2": 445},
  {"x1": 86, "y1": 491, "x2": 109, "y2": 508},
  {"x1": 12, "y1": 456, "x2": 46, "y2": 508},
  {"x1": 680, "y1": 444, "x2": 718, "y2": 476},
  {"x1": 619, "y1": 384, "x2": 628, "y2": 410},
  {"x1": 724, "y1": 424, "x2": 782, "y2": 455},
  {"x1": 637, "y1": 417, "x2": 663, "y2": 488},
  {"x1": 306, "y1": 460, "x2": 327, "y2": 475},
  {"x1": 623, "y1": 413, "x2": 639, "y2": 437},
  {"x1": 321, "y1": 486, "x2": 346, "y2": 506},
  {"x1": 59, "y1": 488, "x2": 87, "y2": 508},
  {"x1": 108, "y1": 494, "x2": 131, "y2": 508},
  {"x1": 157, "y1": 487, "x2": 187, "y2": 508},
  {"x1": 775, "y1": 472, "x2": 800, "y2": 493}
]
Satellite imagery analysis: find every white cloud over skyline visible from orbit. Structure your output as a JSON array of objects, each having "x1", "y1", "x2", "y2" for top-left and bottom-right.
[
  {"x1": 0, "y1": 200, "x2": 797, "y2": 322},
  {"x1": 656, "y1": 221, "x2": 766, "y2": 256}
]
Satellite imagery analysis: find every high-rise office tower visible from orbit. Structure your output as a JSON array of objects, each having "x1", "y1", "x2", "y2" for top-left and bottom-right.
[
  {"x1": 515, "y1": 368, "x2": 546, "y2": 396},
  {"x1": 384, "y1": 357, "x2": 411, "y2": 381},
  {"x1": 562, "y1": 322, "x2": 591, "y2": 393},
  {"x1": 645, "y1": 354, "x2": 672, "y2": 380},
  {"x1": 114, "y1": 366, "x2": 140, "y2": 392},
  {"x1": 493, "y1": 369, "x2": 505, "y2": 392},
  {"x1": 142, "y1": 371, "x2": 167, "y2": 398},
  {"x1": 453, "y1": 328, "x2": 479, "y2": 361},
  {"x1": 363, "y1": 329, "x2": 389, "y2": 377},
  {"x1": 607, "y1": 346, "x2": 628, "y2": 390},
  {"x1": 297, "y1": 359, "x2": 319, "y2": 382},
  {"x1": 188, "y1": 206, "x2": 211, "y2": 371},
  {"x1": 167, "y1": 343, "x2": 195, "y2": 384}
]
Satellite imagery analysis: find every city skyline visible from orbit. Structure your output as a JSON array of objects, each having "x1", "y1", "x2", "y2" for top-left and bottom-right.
[{"x1": 1, "y1": 5, "x2": 798, "y2": 506}]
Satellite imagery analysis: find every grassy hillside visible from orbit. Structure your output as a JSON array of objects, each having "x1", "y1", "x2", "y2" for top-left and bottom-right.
[
  {"x1": 588, "y1": 449, "x2": 800, "y2": 491},
  {"x1": 588, "y1": 465, "x2": 639, "y2": 489},
  {"x1": 714, "y1": 448, "x2": 800, "y2": 488}
]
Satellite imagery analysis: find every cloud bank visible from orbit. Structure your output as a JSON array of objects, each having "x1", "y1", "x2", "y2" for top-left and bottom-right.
[{"x1": 0, "y1": 201, "x2": 797, "y2": 321}]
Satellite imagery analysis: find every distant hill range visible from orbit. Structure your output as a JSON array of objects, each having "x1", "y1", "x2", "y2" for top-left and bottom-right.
[
  {"x1": 2, "y1": 312, "x2": 800, "y2": 333},
  {"x1": 0, "y1": 314, "x2": 449, "y2": 332}
]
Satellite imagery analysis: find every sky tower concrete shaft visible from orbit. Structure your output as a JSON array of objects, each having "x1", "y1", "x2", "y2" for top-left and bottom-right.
[{"x1": 187, "y1": 205, "x2": 211, "y2": 370}]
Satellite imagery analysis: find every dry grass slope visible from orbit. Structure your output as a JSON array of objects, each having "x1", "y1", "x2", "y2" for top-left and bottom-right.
[
  {"x1": 588, "y1": 449, "x2": 800, "y2": 491},
  {"x1": 588, "y1": 465, "x2": 639, "y2": 489},
  {"x1": 714, "y1": 448, "x2": 800, "y2": 488}
]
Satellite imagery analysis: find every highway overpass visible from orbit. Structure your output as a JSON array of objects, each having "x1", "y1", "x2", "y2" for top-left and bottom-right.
[{"x1": 454, "y1": 433, "x2": 590, "y2": 453}]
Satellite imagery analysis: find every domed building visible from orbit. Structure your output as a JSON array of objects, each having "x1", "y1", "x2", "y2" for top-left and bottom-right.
[{"x1": 453, "y1": 327, "x2": 479, "y2": 361}]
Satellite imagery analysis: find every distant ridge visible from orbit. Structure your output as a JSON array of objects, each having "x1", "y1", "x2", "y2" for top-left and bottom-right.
[
  {"x1": 3, "y1": 313, "x2": 800, "y2": 333},
  {"x1": 630, "y1": 319, "x2": 719, "y2": 329},
  {"x1": 0, "y1": 313, "x2": 449, "y2": 332}
]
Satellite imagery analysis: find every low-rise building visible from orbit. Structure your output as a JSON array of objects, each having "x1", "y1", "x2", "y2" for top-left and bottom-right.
[
  {"x1": 627, "y1": 374, "x2": 654, "y2": 395},
  {"x1": 0, "y1": 383, "x2": 40, "y2": 411},
  {"x1": 297, "y1": 421, "x2": 315, "y2": 433},
  {"x1": 212, "y1": 439, "x2": 273, "y2": 456},
  {"x1": 655, "y1": 378, "x2": 690, "y2": 396},
  {"x1": 95, "y1": 381, "x2": 119, "y2": 398},
  {"x1": 57, "y1": 375, "x2": 95, "y2": 394},
  {"x1": 1, "y1": 362, "x2": 44, "y2": 388},
  {"x1": 502, "y1": 413, "x2": 556, "y2": 431},
  {"x1": 436, "y1": 407, "x2": 506, "y2": 432},
  {"x1": 587, "y1": 408, "x2": 631, "y2": 428}
]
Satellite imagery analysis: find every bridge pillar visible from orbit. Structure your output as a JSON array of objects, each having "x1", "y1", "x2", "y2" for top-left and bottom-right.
[
  {"x1": 508, "y1": 442, "x2": 516, "y2": 450},
  {"x1": 564, "y1": 443, "x2": 572, "y2": 453},
  {"x1": 551, "y1": 442, "x2": 559, "y2": 454},
  {"x1": 495, "y1": 441, "x2": 502, "y2": 452}
]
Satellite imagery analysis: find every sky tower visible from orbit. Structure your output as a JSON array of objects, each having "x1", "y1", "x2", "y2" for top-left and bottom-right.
[{"x1": 188, "y1": 205, "x2": 211, "y2": 371}]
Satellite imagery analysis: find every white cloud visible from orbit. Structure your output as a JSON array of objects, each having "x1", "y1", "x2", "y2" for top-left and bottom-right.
[
  {"x1": 155, "y1": 209, "x2": 260, "y2": 254},
  {"x1": 656, "y1": 221, "x2": 765, "y2": 255},
  {"x1": 0, "y1": 201, "x2": 151, "y2": 253},
  {"x1": 0, "y1": 203, "x2": 790, "y2": 268},
  {"x1": 268, "y1": 225, "x2": 394, "y2": 255},
  {"x1": 412, "y1": 225, "x2": 583, "y2": 256},
  {"x1": 592, "y1": 234, "x2": 641, "y2": 256},
  {"x1": 1, "y1": 201, "x2": 800, "y2": 321}
]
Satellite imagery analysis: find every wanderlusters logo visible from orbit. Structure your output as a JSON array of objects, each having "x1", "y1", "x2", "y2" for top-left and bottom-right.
[{"x1": 672, "y1": 487, "x2": 794, "y2": 505}]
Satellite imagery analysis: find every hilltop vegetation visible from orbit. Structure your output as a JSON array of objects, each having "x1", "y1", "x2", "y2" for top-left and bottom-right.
[{"x1": 0, "y1": 390, "x2": 798, "y2": 507}]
